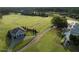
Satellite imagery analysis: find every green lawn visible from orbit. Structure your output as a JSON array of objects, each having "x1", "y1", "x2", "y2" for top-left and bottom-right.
[
  {"x1": 23, "y1": 29, "x2": 69, "y2": 52},
  {"x1": 0, "y1": 13, "x2": 52, "y2": 51}
]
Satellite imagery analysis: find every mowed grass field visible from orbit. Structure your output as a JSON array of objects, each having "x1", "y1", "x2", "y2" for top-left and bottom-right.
[
  {"x1": 0, "y1": 13, "x2": 52, "y2": 51},
  {"x1": 23, "y1": 29, "x2": 69, "y2": 52}
]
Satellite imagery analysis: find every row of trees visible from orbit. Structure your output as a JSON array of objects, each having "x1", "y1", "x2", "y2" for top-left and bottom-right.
[
  {"x1": 0, "y1": 7, "x2": 79, "y2": 17},
  {"x1": 21, "y1": 11, "x2": 48, "y2": 17}
]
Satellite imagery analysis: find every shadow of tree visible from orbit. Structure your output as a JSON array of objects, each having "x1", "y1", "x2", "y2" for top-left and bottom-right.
[{"x1": 68, "y1": 45, "x2": 79, "y2": 52}]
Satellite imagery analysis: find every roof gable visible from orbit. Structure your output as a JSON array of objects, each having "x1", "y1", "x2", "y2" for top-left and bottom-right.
[
  {"x1": 10, "y1": 27, "x2": 25, "y2": 35},
  {"x1": 70, "y1": 23, "x2": 79, "y2": 36}
]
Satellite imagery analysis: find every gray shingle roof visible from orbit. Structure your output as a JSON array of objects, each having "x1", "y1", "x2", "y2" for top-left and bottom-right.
[
  {"x1": 10, "y1": 27, "x2": 24, "y2": 35},
  {"x1": 70, "y1": 23, "x2": 79, "y2": 36}
]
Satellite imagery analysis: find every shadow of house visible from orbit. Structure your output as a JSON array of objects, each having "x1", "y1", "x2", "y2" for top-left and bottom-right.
[{"x1": 7, "y1": 27, "x2": 26, "y2": 49}]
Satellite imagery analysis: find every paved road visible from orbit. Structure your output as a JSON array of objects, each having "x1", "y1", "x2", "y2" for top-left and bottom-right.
[{"x1": 17, "y1": 27, "x2": 51, "y2": 52}]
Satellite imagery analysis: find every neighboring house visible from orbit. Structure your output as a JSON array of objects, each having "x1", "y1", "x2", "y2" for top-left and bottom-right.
[
  {"x1": 70, "y1": 23, "x2": 79, "y2": 36},
  {"x1": 7, "y1": 27, "x2": 26, "y2": 48},
  {"x1": 63, "y1": 22, "x2": 79, "y2": 47}
]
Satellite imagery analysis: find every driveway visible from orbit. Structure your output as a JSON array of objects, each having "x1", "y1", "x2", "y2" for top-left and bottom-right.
[{"x1": 17, "y1": 27, "x2": 51, "y2": 52}]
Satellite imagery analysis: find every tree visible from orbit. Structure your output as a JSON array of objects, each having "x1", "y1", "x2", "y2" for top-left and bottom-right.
[
  {"x1": 0, "y1": 13, "x2": 3, "y2": 19},
  {"x1": 51, "y1": 16, "x2": 68, "y2": 29},
  {"x1": 0, "y1": 13, "x2": 3, "y2": 24}
]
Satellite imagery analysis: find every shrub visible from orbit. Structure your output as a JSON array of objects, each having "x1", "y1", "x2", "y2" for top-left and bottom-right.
[{"x1": 70, "y1": 34, "x2": 79, "y2": 46}]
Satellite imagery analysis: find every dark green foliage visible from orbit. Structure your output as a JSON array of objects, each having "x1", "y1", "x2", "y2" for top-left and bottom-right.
[
  {"x1": 51, "y1": 16, "x2": 68, "y2": 29},
  {"x1": 70, "y1": 34, "x2": 79, "y2": 46},
  {"x1": 0, "y1": 13, "x2": 3, "y2": 19}
]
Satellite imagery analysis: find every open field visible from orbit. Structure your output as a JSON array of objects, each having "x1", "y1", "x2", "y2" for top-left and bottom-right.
[
  {"x1": 0, "y1": 14, "x2": 52, "y2": 51},
  {"x1": 0, "y1": 7, "x2": 79, "y2": 52},
  {"x1": 0, "y1": 13, "x2": 70, "y2": 52}
]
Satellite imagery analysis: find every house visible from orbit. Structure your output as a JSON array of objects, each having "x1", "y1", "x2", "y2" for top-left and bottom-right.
[
  {"x1": 62, "y1": 23, "x2": 79, "y2": 47},
  {"x1": 7, "y1": 27, "x2": 26, "y2": 48}
]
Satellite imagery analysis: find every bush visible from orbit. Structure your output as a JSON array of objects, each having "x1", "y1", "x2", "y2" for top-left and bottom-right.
[{"x1": 70, "y1": 34, "x2": 79, "y2": 45}]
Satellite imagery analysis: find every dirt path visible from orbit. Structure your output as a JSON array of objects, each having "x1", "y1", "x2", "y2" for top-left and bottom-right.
[{"x1": 17, "y1": 27, "x2": 51, "y2": 52}]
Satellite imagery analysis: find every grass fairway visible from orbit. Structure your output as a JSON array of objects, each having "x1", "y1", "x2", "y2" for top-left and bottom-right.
[
  {"x1": 23, "y1": 29, "x2": 68, "y2": 52},
  {"x1": 0, "y1": 14, "x2": 52, "y2": 51}
]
